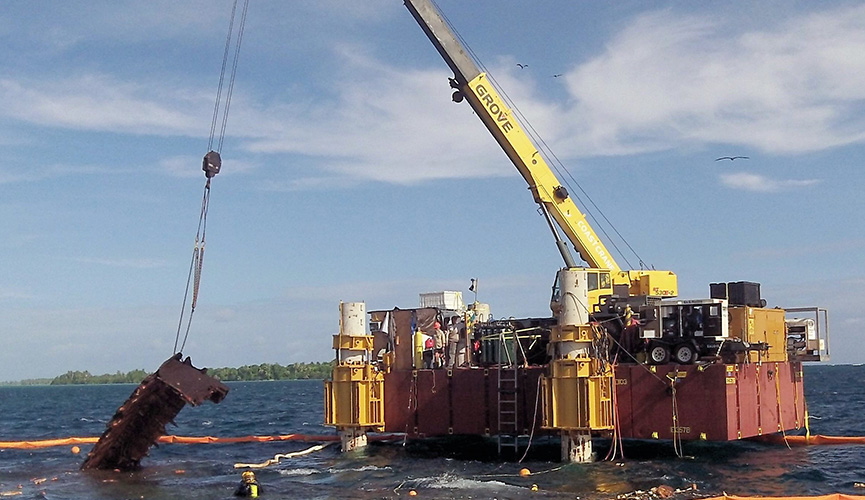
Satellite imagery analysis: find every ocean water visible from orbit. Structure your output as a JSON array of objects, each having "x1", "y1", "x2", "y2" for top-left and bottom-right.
[{"x1": 1, "y1": 365, "x2": 864, "y2": 499}]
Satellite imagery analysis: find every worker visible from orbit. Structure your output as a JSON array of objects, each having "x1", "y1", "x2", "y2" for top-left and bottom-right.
[
  {"x1": 433, "y1": 321, "x2": 446, "y2": 368},
  {"x1": 447, "y1": 315, "x2": 460, "y2": 367},
  {"x1": 455, "y1": 315, "x2": 468, "y2": 366},
  {"x1": 620, "y1": 305, "x2": 640, "y2": 359},
  {"x1": 234, "y1": 470, "x2": 263, "y2": 497}
]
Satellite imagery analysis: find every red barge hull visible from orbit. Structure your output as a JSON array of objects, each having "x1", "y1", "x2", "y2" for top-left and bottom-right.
[{"x1": 383, "y1": 361, "x2": 805, "y2": 441}]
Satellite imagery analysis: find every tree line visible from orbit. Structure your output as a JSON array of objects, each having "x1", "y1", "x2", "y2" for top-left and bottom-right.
[{"x1": 41, "y1": 361, "x2": 335, "y2": 385}]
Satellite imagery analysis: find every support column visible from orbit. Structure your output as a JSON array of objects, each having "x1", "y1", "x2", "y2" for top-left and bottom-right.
[
  {"x1": 561, "y1": 430, "x2": 593, "y2": 463},
  {"x1": 339, "y1": 427, "x2": 369, "y2": 452}
]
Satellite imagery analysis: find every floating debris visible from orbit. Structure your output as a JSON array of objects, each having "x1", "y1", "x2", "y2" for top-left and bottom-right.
[{"x1": 81, "y1": 354, "x2": 228, "y2": 471}]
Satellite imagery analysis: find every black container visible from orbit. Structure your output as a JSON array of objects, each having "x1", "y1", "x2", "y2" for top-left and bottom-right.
[
  {"x1": 710, "y1": 282, "x2": 728, "y2": 300},
  {"x1": 727, "y1": 281, "x2": 761, "y2": 307}
]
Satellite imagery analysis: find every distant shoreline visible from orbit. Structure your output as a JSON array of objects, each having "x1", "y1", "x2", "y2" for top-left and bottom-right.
[{"x1": 0, "y1": 361, "x2": 335, "y2": 386}]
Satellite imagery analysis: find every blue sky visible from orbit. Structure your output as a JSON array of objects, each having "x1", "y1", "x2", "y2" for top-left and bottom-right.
[{"x1": 1, "y1": 1, "x2": 863, "y2": 381}]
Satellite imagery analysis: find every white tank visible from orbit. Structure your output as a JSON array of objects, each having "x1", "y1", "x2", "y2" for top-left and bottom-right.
[
  {"x1": 471, "y1": 302, "x2": 492, "y2": 323},
  {"x1": 340, "y1": 301, "x2": 367, "y2": 364},
  {"x1": 555, "y1": 269, "x2": 591, "y2": 359},
  {"x1": 557, "y1": 269, "x2": 589, "y2": 326}
]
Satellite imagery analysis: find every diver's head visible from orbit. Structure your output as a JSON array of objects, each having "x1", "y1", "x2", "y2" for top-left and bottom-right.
[{"x1": 242, "y1": 471, "x2": 256, "y2": 483}]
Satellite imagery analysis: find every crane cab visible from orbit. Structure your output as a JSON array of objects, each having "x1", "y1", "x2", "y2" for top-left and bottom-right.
[{"x1": 550, "y1": 268, "x2": 613, "y2": 319}]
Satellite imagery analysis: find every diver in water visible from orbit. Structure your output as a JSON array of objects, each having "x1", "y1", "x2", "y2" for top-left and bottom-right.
[{"x1": 234, "y1": 470, "x2": 264, "y2": 497}]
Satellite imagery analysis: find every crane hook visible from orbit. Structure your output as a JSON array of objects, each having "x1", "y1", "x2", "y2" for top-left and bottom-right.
[{"x1": 202, "y1": 151, "x2": 222, "y2": 179}]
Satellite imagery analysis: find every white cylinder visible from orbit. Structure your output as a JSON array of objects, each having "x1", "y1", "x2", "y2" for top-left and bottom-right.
[
  {"x1": 472, "y1": 303, "x2": 492, "y2": 323},
  {"x1": 558, "y1": 269, "x2": 589, "y2": 326},
  {"x1": 340, "y1": 302, "x2": 367, "y2": 364},
  {"x1": 341, "y1": 302, "x2": 366, "y2": 336},
  {"x1": 559, "y1": 340, "x2": 589, "y2": 359}
]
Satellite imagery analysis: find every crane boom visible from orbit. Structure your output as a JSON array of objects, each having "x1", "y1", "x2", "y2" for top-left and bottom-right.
[
  {"x1": 405, "y1": 0, "x2": 619, "y2": 272},
  {"x1": 404, "y1": 0, "x2": 677, "y2": 297}
]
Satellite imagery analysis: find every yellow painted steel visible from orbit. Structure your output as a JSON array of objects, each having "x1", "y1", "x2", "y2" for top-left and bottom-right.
[
  {"x1": 325, "y1": 323, "x2": 385, "y2": 430},
  {"x1": 729, "y1": 306, "x2": 788, "y2": 362},
  {"x1": 324, "y1": 365, "x2": 384, "y2": 430},
  {"x1": 549, "y1": 324, "x2": 594, "y2": 343},
  {"x1": 541, "y1": 358, "x2": 614, "y2": 431},
  {"x1": 414, "y1": 329, "x2": 424, "y2": 369},
  {"x1": 332, "y1": 334, "x2": 374, "y2": 351}
]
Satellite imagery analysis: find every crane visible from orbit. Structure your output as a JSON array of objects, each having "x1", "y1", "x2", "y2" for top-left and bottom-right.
[{"x1": 404, "y1": 0, "x2": 677, "y2": 303}]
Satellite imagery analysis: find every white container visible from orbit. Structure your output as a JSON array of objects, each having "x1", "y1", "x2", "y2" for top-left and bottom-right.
[{"x1": 419, "y1": 291, "x2": 465, "y2": 311}]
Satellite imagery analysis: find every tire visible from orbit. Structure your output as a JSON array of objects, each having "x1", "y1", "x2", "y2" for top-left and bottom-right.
[
  {"x1": 673, "y1": 343, "x2": 696, "y2": 365},
  {"x1": 648, "y1": 343, "x2": 670, "y2": 365}
]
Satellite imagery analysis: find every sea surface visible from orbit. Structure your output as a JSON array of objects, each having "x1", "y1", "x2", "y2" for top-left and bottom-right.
[{"x1": 1, "y1": 364, "x2": 864, "y2": 499}]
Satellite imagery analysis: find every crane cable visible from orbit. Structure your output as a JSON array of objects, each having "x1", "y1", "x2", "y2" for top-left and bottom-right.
[{"x1": 173, "y1": 0, "x2": 250, "y2": 355}]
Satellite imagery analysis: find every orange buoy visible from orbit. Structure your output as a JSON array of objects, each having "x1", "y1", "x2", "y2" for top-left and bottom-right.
[
  {"x1": 408, "y1": 490, "x2": 417, "y2": 496},
  {"x1": 71, "y1": 446, "x2": 80, "y2": 454},
  {"x1": 519, "y1": 468, "x2": 531, "y2": 477}
]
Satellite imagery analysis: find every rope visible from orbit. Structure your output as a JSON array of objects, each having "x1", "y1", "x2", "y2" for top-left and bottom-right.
[
  {"x1": 173, "y1": 183, "x2": 212, "y2": 354},
  {"x1": 233, "y1": 443, "x2": 332, "y2": 469},
  {"x1": 669, "y1": 372, "x2": 684, "y2": 458},
  {"x1": 518, "y1": 375, "x2": 544, "y2": 463},
  {"x1": 773, "y1": 363, "x2": 792, "y2": 450}
]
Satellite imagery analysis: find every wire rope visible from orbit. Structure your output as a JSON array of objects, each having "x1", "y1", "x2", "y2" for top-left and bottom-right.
[{"x1": 173, "y1": 0, "x2": 248, "y2": 354}]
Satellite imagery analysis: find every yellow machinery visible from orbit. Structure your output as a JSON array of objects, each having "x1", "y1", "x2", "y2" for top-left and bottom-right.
[
  {"x1": 324, "y1": 302, "x2": 384, "y2": 451},
  {"x1": 729, "y1": 306, "x2": 788, "y2": 363}
]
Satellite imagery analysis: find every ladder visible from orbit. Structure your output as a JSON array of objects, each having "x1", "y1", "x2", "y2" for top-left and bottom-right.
[{"x1": 497, "y1": 329, "x2": 520, "y2": 457}]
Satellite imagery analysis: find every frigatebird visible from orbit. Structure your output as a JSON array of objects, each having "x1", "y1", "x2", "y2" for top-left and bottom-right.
[{"x1": 715, "y1": 156, "x2": 749, "y2": 161}]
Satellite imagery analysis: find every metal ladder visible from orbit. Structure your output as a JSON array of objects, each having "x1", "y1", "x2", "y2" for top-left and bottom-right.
[{"x1": 497, "y1": 329, "x2": 520, "y2": 457}]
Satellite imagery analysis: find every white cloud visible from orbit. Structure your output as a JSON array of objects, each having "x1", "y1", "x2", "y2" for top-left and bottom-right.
[
  {"x1": 561, "y1": 4, "x2": 865, "y2": 155},
  {"x1": 72, "y1": 257, "x2": 168, "y2": 269},
  {"x1": 239, "y1": 47, "x2": 508, "y2": 184},
  {"x1": 0, "y1": 288, "x2": 36, "y2": 301},
  {"x1": 4, "y1": 3, "x2": 865, "y2": 190},
  {"x1": 0, "y1": 75, "x2": 206, "y2": 136},
  {"x1": 720, "y1": 172, "x2": 820, "y2": 192}
]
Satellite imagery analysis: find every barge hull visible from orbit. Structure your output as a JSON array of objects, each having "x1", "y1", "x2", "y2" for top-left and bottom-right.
[{"x1": 383, "y1": 362, "x2": 805, "y2": 441}]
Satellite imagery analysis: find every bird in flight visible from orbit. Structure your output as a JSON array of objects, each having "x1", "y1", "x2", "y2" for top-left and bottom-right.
[
  {"x1": 552, "y1": 73, "x2": 563, "y2": 78},
  {"x1": 715, "y1": 156, "x2": 749, "y2": 161},
  {"x1": 517, "y1": 63, "x2": 528, "y2": 69}
]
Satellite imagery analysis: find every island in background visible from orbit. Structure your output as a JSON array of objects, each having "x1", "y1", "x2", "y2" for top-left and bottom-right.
[{"x1": 0, "y1": 361, "x2": 335, "y2": 386}]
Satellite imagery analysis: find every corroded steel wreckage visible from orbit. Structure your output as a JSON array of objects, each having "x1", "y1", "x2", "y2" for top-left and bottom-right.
[{"x1": 81, "y1": 355, "x2": 228, "y2": 470}]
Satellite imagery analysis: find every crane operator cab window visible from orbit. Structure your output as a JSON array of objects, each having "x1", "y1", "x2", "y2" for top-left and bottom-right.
[
  {"x1": 587, "y1": 271, "x2": 612, "y2": 292},
  {"x1": 550, "y1": 269, "x2": 613, "y2": 317}
]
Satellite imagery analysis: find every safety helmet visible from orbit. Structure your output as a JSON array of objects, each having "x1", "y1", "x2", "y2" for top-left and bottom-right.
[{"x1": 242, "y1": 471, "x2": 255, "y2": 481}]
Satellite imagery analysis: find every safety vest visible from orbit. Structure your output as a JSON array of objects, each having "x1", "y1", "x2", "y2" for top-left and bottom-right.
[{"x1": 249, "y1": 483, "x2": 259, "y2": 498}]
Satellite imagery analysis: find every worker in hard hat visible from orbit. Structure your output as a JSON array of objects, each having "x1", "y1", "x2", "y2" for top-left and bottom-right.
[{"x1": 234, "y1": 470, "x2": 263, "y2": 497}]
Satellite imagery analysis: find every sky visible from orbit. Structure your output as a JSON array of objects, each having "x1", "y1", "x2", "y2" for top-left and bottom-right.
[{"x1": 1, "y1": 0, "x2": 863, "y2": 381}]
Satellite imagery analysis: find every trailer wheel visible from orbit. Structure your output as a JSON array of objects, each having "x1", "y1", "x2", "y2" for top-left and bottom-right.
[
  {"x1": 648, "y1": 343, "x2": 670, "y2": 365},
  {"x1": 673, "y1": 343, "x2": 696, "y2": 365}
]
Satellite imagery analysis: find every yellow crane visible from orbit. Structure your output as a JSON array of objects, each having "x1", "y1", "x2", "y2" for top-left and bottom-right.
[{"x1": 404, "y1": 0, "x2": 677, "y2": 304}]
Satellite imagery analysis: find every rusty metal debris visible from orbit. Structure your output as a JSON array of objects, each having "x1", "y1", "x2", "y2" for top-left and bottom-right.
[{"x1": 81, "y1": 354, "x2": 229, "y2": 471}]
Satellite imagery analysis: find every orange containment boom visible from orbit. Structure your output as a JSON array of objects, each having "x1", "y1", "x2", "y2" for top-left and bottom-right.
[
  {"x1": 759, "y1": 434, "x2": 865, "y2": 446},
  {"x1": 0, "y1": 433, "x2": 402, "y2": 450}
]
